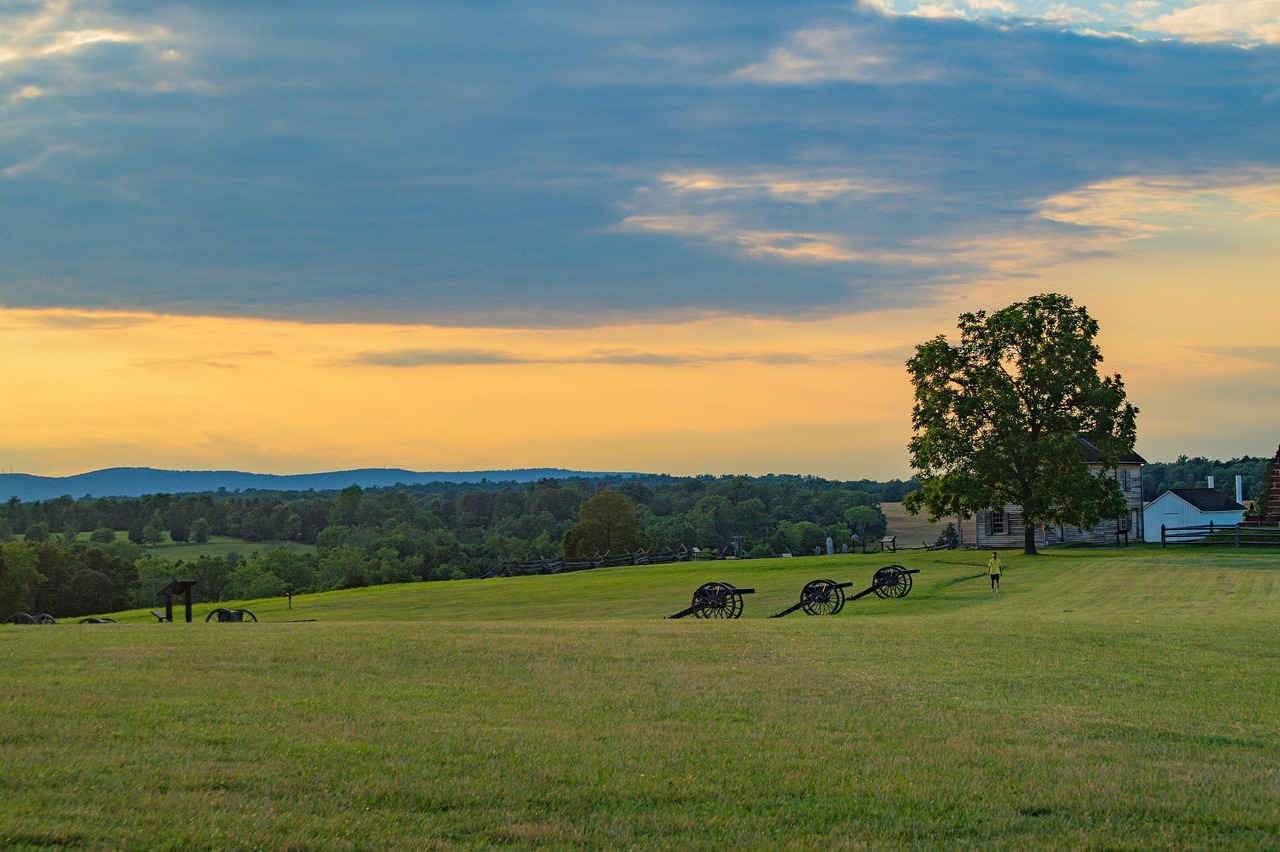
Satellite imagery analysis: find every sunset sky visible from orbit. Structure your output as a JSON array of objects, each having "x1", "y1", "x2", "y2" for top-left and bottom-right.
[{"x1": 3, "y1": 0, "x2": 1278, "y2": 481}]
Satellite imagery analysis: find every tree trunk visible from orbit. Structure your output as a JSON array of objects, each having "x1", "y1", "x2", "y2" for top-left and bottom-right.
[{"x1": 1020, "y1": 478, "x2": 1039, "y2": 555}]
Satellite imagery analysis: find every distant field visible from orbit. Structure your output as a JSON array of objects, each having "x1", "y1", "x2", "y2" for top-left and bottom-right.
[
  {"x1": 882, "y1": 501, "x2": 973, "y2": 548},
  {"x1": 3, "y1": 547, "x2": 1279, "y2": 849},
  {"x1": 141, "y1": 535, "x2": 315, "y2": 561},
  {"x1": 50, "y1": 531, "x2": 315, "y2": 561}
]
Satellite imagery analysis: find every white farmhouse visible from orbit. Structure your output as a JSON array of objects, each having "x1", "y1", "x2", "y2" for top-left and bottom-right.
[{"x1": 1142, "y1": 488, "x2": 1247, "y2": 543}]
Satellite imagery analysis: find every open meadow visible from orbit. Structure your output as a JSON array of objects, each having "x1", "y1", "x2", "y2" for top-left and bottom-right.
[{"x1": 3, "y1": 547, "x2": 1279, "y2": 849}]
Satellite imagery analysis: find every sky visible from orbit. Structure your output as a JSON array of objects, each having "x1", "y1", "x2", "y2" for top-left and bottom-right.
[{"x1": 2, "y1": 0, "x2": 1278, "y2": 481}]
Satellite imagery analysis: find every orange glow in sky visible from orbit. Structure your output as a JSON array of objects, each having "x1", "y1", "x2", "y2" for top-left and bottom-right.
[{"x1": 4, "y1": 197, "x2": 1277, "y2": 481}]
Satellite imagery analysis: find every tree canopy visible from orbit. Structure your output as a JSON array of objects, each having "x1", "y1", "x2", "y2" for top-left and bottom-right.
[
  {"x1": 904, "y1": 293, "x2": 1138, "y2": 554},
  {"x1": 562, "y1": 490, "x2": 650, "y2": 556}
]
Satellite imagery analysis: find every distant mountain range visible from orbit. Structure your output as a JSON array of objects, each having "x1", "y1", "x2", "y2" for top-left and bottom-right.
[{"x1": 0, "y1": 467, "x2": 629, "y2": 502}]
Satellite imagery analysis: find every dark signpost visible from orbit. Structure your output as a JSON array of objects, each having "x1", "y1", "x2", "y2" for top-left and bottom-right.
[{"x1": 159, "y1": 579, "x2": 198, "y2": 623}]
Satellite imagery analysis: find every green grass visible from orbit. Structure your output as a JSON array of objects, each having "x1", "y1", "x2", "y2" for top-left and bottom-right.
[
  {"x1": 141, "y1": 534, "x2": 315, "y2": 561},
  {"x1": 3, "y1": 547, "x2": 1279, "y2": 849},
  {"x1": 38, "y1": 531, "x2": 315, "y2": 560}
]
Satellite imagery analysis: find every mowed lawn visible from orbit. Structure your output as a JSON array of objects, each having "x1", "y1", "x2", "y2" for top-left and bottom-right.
[{"x1": 3, "y1": 548, "x2": 1279, "y2": 849}]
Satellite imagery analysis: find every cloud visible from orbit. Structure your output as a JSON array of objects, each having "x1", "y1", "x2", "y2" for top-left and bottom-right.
[
  {"x1": 128, "y1": 355, "x2": 246, "y2": 371},
  {"x1": 657, "y1": 171, "x2": 892, "y2": 203},
  {"x1": 1137, "y1": 0, "x2": 1280, "y2": 44},
  {"x1": 1, "y1": 2, "x2": 1278, "y2": 326},
  {"x1": 1037, "y1": 172, "x2": 1280, "y2": 238},
  {"x1": 4, "y1": 309, "x2": 149, "y2": 331},
  {"x1": 0, "y1": 1, "x2": 181, "y2": 97},
  {"x1": 733, "y1": 26, "x2": 937, "y2": 83},
  {"x1": 863, "y1": 0, "x2": 1280, "y2": 44},
  {"x1": 1194, "y1": 344, "x2": 1280, "y2": 370},
  {"x1": 617, "y1": 213, "x2": 936, "y2": 265},
  {"x1": 342, "y1": 346, "x2": 868, "y2": 368}
]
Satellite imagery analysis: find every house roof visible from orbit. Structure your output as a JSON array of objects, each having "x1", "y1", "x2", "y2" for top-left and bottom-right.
[
  {"x1": 1165, "y1": 488, "x2": 1246, "y2": 512},
  {"x1": 1075, "y1": 435, "x2": 1146, "y2": 466}
]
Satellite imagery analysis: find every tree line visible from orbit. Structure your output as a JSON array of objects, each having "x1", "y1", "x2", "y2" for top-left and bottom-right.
[
  {"x1": 1, "y1": 474, "x2": 911, "y2": 618},
  {"x1": 3, "y1": 455, "x2": 1267, "y2": 619},
  {"x1": 1141, "y1": 456, "x2": 1269, "y2": 504}
]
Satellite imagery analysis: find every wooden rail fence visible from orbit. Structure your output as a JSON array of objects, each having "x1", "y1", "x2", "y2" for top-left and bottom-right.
[{"x1": 1161, "y1": 523, "x2": 1280, "y2": 548}]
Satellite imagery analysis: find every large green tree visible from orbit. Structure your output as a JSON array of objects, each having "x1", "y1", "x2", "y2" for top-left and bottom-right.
[
  {"x1": 563, "y1": 490, "x2": 650, "y2": 557},
  {"x1": 904, "y1": 293, "x2": 1137, "y2": 554}
]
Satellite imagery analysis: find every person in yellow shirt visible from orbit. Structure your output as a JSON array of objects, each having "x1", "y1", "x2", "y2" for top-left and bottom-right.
[{"x1": 987, "y1": 551, "x2": 1003, "y2": 593}]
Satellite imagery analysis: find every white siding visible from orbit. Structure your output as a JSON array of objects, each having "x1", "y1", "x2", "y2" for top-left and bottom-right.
[{"x1": 1142, "y1": 492, "x2": 1247, "y2": 542}]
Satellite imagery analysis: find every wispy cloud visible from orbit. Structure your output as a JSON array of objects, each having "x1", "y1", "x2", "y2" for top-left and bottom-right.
[
  {"x1": 657, "y1": 171, "x2": 892, "y2": 203},
  {"x1": 0, "y1": 0, "x2": 178, "y2": 91},
  {"x1": 1137, "y1": 0, "x2": 1280, "y2": 44},
  {"x1": 1038, "y1": 172, "x2": 1280, "y2": 238},
  {"x1": 1195, "y1": 344, "x2": 1280, "y2": 369},
  {"x1": 342, "y1": 346, "x2": 869, "y2": 368},
  {"x1": 864, "y1": 0, "x2": 1280, "y2": 44},
  {"x1": 734, "y1": 26, "x2": 937, "y2": 83},
  {"x1": 8, "y1": 310, "x2": 149, "y2": 331}
]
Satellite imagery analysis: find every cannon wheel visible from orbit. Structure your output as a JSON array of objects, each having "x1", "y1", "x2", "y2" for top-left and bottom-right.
[
  {"x1": 206, "y1": 607, "x2": 258, "y2": 622},
  {"x1": 31, "y1": 613, "x2": 58, "y2": 625},
  {"x1": 691, "y1": 582, "x2": 743, "y2": 619},
  {"x1": 800, "y1": 579, "x2": 846, "y2": 616},
  {"x1": 4, "y1": 612, "x2": 36, "y2": 625},
  {"x1": 872, "y1": 565, "x2": 912, "y2": 599},
  {"x1": 79, "y1": 617, "x2": 117, "y2": 624}
]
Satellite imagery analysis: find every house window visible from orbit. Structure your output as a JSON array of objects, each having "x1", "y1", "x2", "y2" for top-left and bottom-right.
[
  {"x1": 991, "y1": 510, "x2": 1006, "y2": 535},
  {"x1": 1119, "y1": 469, "x2": 1133, "y2": 492},
  {"x1": 1118, "y1": 514, "x2": 1131, "y2": 533}
]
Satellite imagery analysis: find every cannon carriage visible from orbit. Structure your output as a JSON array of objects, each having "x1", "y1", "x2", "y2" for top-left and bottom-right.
[
  {"x1": 666, "y1": 582, "x2": 756, "y2": 619},
  {"x1": 770, "y1": 565, "x2": 919, "y2": 618}
]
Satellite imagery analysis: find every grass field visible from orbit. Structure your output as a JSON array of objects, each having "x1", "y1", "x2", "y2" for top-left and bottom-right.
[
  {"x1": 3, "y1": 547, "x2": 1279, "y2": 849},
  {"x1": 881, "y1": 501, "x2": 974, "y2": 549},
  {"x1": 141, "y1": 535, "x2": 316, "y2": 561}
]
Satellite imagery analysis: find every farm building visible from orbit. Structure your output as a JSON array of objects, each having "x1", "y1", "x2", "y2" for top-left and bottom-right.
[
  {"x1": 1143, "y1": 488, "x2": 1248, "y2": 543},
  {"x1": 973, "y1": 440, "x2": 1146, "y2": 549}
]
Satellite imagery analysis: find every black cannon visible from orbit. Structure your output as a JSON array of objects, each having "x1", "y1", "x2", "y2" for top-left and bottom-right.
[
  {"x1": 206, "y1": 607, "x2": 258, "y2": 623},
  {"x1": 870, "y1": 565, "x2": 917, "y2": 599},
  {"x1": 769, "y1": 565, "x2": 919, "y2": 618},
  {"x1": 4, "y1": 612, "x2": 57, "y2": 625},
  {"x1": 769, "y1": 579, "x2": 853, "y2": 618},
  {"x1": 667, "y1": 582, "x2": 756, "y2": 619}
]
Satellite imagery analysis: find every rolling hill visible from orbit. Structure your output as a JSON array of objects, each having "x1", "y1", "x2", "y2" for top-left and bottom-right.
[{"x1": 0, "y1": 466, "x2": 632, "y2": 502}]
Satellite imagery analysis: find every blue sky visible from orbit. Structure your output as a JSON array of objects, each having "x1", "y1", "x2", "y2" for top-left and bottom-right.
[{"x1": 3, "y1": 0, "x2": 1277, "y2": 326}]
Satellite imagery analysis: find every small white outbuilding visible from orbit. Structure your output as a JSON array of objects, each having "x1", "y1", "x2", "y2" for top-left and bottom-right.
[{"x1": 1143, "y1": 488, "x2": 1248, "y2": 542}]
